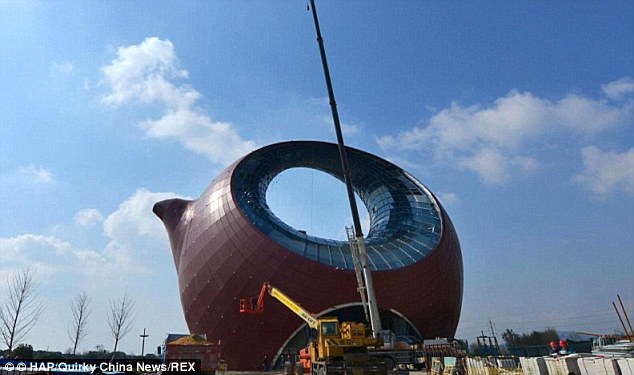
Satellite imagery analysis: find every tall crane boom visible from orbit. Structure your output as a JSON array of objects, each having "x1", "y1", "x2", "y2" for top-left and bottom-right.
[{"x1": 308, "y1": 0, "x2": 382, "y2": 338}]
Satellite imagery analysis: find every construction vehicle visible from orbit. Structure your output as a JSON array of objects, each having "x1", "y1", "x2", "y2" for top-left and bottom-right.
[
  {"x1": 307, "y1": 3, "x2": 465, "y2": 371},
  {"x1": 237, "y1": 3, "x2": 461, "y2": 373},
  {"x1": 309, "y1": 0, "x2": 385, "y2": 345},
  {"x1": 368, "y1": 337, "x2": 468, "y2": 371},
  {"x1": 240, "y1": 282, "x2": 387, "y2": 375}
]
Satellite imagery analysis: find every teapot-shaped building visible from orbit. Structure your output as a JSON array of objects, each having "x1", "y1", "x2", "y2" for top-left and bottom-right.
[{"x1": 154, "y1": 141, "x2": 463, "y2": 370}]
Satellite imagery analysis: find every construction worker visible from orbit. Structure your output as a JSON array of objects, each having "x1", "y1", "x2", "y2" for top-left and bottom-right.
[
  {"x1": 250, "y1": 296, "x2": 258, "y2": 311},
  {"x1": 549, "y1": 341, "x2": 559, "y2": 357},
  {"x1": 284, "y1": 354, "x2": 293, "y2": 375},
  {"x1": 559, "y1": 339, "x2": 574, "y2": 355},
  {"x1": 261, "y1": 355, "x2": 269, "y2": 371}
]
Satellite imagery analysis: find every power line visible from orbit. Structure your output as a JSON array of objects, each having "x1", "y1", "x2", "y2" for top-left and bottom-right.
[
  {"x1": 458, "y1": 316, "x2": 622, "y2": 338},
  {"x1": 492, "y1": 311, "x2": 615, "y2": 326}
]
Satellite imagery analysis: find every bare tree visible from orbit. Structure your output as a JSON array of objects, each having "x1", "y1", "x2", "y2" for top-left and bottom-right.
[
  {"x1": 68, "y1": 291, "x2": 91, "y2": 355},
  {"x1": 0, "y1": 268, "x2": 43, "y2": 352},
  {"x1": 108, "y1": 292, "x2": 135, "y2": 358}
]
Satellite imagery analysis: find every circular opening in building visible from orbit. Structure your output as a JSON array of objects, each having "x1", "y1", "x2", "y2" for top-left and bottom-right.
[{"x1": 267, "y1": 168, "x2": 370, "y2": 241}]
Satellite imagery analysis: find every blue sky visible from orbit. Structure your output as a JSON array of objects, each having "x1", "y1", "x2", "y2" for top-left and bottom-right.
[{"x1": 1, "y1": 1, "x2": 633, "y2": 354}]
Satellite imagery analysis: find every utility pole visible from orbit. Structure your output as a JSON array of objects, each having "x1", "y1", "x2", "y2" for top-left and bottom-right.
[
  {"x1": 617, "y1": 294, "x2": 634, "y2": 339},
  {"x1": 489, "y1": 317, "x2": 496, "y2": 337},
  {"x1": 140, "y1": 328, "x2": 149, "y2": 357}
]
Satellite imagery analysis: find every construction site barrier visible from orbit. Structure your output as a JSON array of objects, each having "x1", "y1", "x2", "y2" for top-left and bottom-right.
[
  {"x1": 617, "y1": 358, "x2": 634, "y2": 375},
  {"x1": 545, "y1": 355, "x2": 586, "y2": 375},
  {"x1": 521, "y1": 355, "x2": 634, "y2": 375},
  {"x1": 519, "y1": 357, "x2": 548, "y2": 375},
  {"x1": 469, "y1": 355, "x2": 633, "y2": 375},
  {"x1": 465, "y1": 357, "x2": 521, "y2": 375},
  {"x1": 577, "y1": 357, "x2": 622, "y2": 375}
]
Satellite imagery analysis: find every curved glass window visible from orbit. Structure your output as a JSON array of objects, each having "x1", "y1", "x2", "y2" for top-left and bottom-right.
[{"x1": 232, "y1": 141, "x2": 442, "y2": 271}]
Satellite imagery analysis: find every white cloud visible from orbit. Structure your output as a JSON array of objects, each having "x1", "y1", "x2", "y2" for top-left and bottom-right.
[
  {"x1": 554, "y1": 94, "x2": 632, "y2": 133},
  {"x1": 100, "y1": 37, "x2": 256, "y2": 165},
  {"x1": 104, "y1": 188, "x2": 184, "y2": 241},
  {"x1": 0, "y1": 234, "x2": 68, "y2": 262},
  {"x1": 377, "y1": 91, "x2": 552, "y2": 153},
  {"x1": 0, "y1": 165, "x2": 54, "y2": 187},
  {"x1": 140, "y1": 109, "x2": 254, "y2": 166},
  {"x1": 102, "y1": 188, "x2": 190, "y2": 272},
  {"x1": 309, "y1": 96, "x2": 363, "y2": 139},
  {"x1": 575, "y1": 146, "x2": 634, "y2": 196},
  {"x1": 51, "y1": 61, "x2": 75, "y2": 75},
  {"x1": 342, "y1": 122, "x2": 362, "y2": 136},
  {"x1": 73, "y1": 208, "x2": 105, "y2": 227},
  {"x1": 437, "y1": 192, "x2": 458, "y2": 206},
  {"x1": 18, "y1": 165, "x2": 54, "y2": 184},
  {"x1": 1, "y1": 189, "x2": 187, "y2": 279},
  {"x1": 458, "y1": 148, "x2": 509, "y2": 184},
  {"x1": 602, "y1": 77, "x2": 634, "y2": 100},
  {"x1": 457, "y1": 148, "x2": 537, "y2": 185},
  {"x1": 100, "y1": 38, "x2": 189, "y2": 107},
  {"x1": 378, "y1": 78, "x2": 634, "y2": 184},
  {"x1": 0, "y1": 234, "x2": 98, "y2": 282},
  {"x1": 0, "y1": 188, "x2": 190, "y2": 353},
  {"x1": 320, "y1": 115, "x2": 362, "y2": 137}
]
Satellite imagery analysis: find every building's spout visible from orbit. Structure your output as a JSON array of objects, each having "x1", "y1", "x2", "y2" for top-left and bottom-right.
[{"x1": 153, "y1": 198, "x2": 192, "y2": 267}]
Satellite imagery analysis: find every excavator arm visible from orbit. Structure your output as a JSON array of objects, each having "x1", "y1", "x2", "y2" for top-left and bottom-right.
[{"x1": 240, "y1": 282, "x2": 319, "y2": 330}]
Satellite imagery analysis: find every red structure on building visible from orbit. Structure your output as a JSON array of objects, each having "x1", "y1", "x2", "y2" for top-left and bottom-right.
[{"x1": 154, "y1": 141, "x2": 463, "y2": 370}]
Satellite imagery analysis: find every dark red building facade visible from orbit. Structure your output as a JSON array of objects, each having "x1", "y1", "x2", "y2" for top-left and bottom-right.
[{"x1": 154, "y1": 141, "x2": 463, "y2": 370}]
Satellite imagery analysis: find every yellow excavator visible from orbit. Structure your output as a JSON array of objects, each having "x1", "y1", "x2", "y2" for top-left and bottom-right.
[{"x1": 240, "y1": 282, "x2": 387, "y2": 375}]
